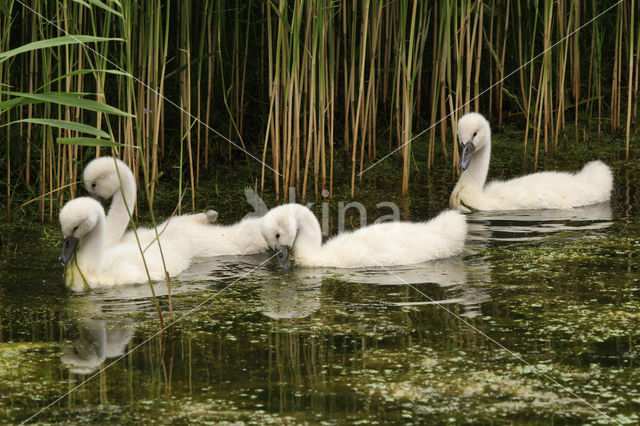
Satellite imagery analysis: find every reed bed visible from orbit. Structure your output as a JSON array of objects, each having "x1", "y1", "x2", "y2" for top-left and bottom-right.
[{"x1": 0, "y1": 0, "x2": 638, "y2": 219}]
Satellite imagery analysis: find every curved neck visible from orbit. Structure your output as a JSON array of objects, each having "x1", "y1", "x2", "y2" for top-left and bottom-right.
[
  {"x1": 77, "y1": 213, "x2": 105, "y2": 271},
  {"x1": 460, "y1": 138, "x2": 491, "y2": 190},
  {"x1": 105, "y1": 159, "x2": 136, "y2": 246},
  {"x1": 292, "y1": 206, "x2": 322, "y2": 258}
]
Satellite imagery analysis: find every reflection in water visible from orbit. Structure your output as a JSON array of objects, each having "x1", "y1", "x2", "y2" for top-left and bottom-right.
[
  {"x1": 249, "y1": 257, "x2": 491, "y2": 319},
  {"x1": 5, "y1": 168, "x2": 640, "y2": 424},
  {"x1": 56, "y1": 229, "x2": 496, "y2": 378},
  {"x1": 181, "y1": 253, "x2": 492, "y2": 319},
  {"x1": 180, "y1": 255, "x2": 325, "y2": 319},
  {"x1": 178, "y1": 254, "x2": 274, "y2": 283},
  {"x1": 61, "y1": 317, "x2": 135, "y2": 375},
  {"x1": 61, "y1": 291, "x2": 138, "y2": 375},
  {"x1": 179, "y1": 255, "x2": 325, "y2": 319},
  {"x1": 3, "y1": 167, "x2": 637, "y2": 424},
  {"x1": 180, "y1": 254, "x2": 325, "y2": 318},
  {"x1": 467, "y1": 201, "x2": 613, "y2": 242},
  {"x1": 299, "y1": 256, "x2": 491, "y2": 318},
  {"x1": 54, "y1": 239, "x2": 493, "y2": 416},
  {"x1": 259, "y1": 273, "x2": 322, "y2": 319}
]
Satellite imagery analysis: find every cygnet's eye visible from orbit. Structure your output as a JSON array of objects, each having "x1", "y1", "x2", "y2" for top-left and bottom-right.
[
  {"x1": 73, "y1": 226, "x2": 78, "y2": 234},
  {"x1": 275, "y1": 233, "x2": 280, "y2": 239},
  {"x1": 473, "y1": 131, "x2": 478, "y2": 138},
  {"x1": 91, "y1": 182, "x2": 97, "y2": 189}
]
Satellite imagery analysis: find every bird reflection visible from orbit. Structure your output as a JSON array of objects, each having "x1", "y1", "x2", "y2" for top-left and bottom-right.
[
  {"x1": 259, "y1": 256, "x2": 492, "y2": 319},
  {"x1": 61, "y1": 316, "x2": 135, "y2": 375},
  {"x1": 467, "y1": 201, "x2": 613, "y2": 242},
  {"x1": 259, "y1": 275, "x2": 322, "y2": 319},
  {"x1": 178, "y1": 252, "x2": 491, "y2": 319},
  {"x1": 331, "y1": 256, "x2": 491, "y2": 318},
  {"x1": 59, "y1": 285, "x2": 155, "y2": 375}
]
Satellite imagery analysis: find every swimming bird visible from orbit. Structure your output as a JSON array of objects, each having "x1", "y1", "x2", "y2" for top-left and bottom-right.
[
  {"x1": 450, "y1": 112, "x2": 613, "y2": 212},
  {"x1": 59, "y1": 197, "x2": 194, "y2": 291},
  {"x1": 83, "y1": 157, "x2": 267, "y2": 256},
  {"x1": 260, "y1": 204, "x2": 467, "y2": 268},
  {"x1": 83, "y1": 156, "x2": 217, "y2": 247}
]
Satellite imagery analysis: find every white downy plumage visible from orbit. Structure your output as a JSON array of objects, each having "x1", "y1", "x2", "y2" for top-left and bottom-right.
[
  {"x1": 261, "y1": 204, "x2": 467, "y2": 268},
  {"x1": 450, "y1": 112, "x2": 613, "y2": 212},
  {"x1": 59, "y1": 197, "x2": 194, "y2": 291},
  {"x1": 83, "y1": 156, "x2": 267, "y2": 256}
]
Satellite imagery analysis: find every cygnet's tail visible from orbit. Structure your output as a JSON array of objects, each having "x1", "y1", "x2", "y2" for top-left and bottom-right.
[
  {"x1": 430, "y1": 209, "x2": 468, "y2": 252},
  {"x1": 578, "y1": 160, "x2": 613, "y2": 201}
]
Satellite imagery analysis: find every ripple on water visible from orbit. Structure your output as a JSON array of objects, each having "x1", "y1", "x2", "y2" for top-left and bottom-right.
[
  {"x1": 2, "y1": 198, "x2": 639, "y2": 424},
  {"x1": 467, "y1": 201, "x2": 613, "y2": 242}
]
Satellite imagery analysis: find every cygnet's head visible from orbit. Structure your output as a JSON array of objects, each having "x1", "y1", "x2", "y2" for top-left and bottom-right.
[
  {"x1": 83, "y1": 157, "x2": 127, "y2": 202},
  {"x1": 261, "y1": 205, "x2": 300, "y2": 268},
  {"x1": 457, "y1": 112, "x2": 491, "y2": 172},
  {"x1": 59, "y1": 197, "x2": 104, "y2": 264}
]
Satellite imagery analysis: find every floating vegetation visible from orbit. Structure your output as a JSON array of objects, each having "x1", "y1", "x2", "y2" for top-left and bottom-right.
[
  {"x1": 338, "y1": 344, "x2": 639, "y2": 423},
  {"x1": 1, "y1": 153, "x2": 639, "y2": 422}
]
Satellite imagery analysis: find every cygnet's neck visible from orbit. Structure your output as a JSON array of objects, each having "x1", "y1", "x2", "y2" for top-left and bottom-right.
[
  {"x1": 105, "y1": 160, "x2": 136, "y2": 246},
  {"x1": 459, "y1": 138, "x2": 491, "y2": 190},
  {"x1": 77, "y1": 212, "x2": 106, "y2": 271},
  {"x1": 290, "y1": 206, "x2": 323, "y2": 259}
]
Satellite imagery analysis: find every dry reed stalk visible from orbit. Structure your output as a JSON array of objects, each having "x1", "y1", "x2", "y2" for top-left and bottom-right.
[
  {"x1": 487, "y1": 0, "x2": 495, "y2": 120},
  {"x1": 350, "y1": 0, "x2": 369, "y2": 199},
  {"x1": 572, "y1": 0, "x2": 580, "y2": 144},
  {"x1": 554, "y1": 3, "x2": 574, "y2": 153},
  {"x1": 611, "y1": 3, "x2": 623, "y2": 132},
  {"x1": 2, "y1": 0, "x2": 640, "y2": 217},
  {"x1": 626, "y1": 0, "x2": 635, "y2": 161},
  {"x1": 497, "y1": 0, "x2": 510, "y2": 130}
]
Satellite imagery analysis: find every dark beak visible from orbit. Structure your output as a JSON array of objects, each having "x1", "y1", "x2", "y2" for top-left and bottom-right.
[
  {"x1": 60, "y1": 236, "x2": 79, "y2": 265},
  {"x1": 275, "y1": 243, "x2": 290, "y2": 269},
  {"x1": 458, "y1": 142, "x2": 476, "y2": 172}
]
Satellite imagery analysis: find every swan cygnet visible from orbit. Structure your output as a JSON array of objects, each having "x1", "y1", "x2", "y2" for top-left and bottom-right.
[
  {"x1": 83, "y1": 156, "x2": 265, "y2": 256},
  {"x1": 83, "y1": 156, "x2": 217, "y2": 247},
  {"x1": 59, "y1": 197, "x2": 194, "y2": 292},
  {"x1": 450, "y1": 112, "x2": 613, "y2": 212},
  {"x1": 260, "y1": 204, "x2": 467, "y2": 268}
]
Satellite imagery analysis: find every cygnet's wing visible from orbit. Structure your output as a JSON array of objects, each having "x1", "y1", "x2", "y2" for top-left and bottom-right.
[
  {"x1": 484, "y1": 171, "x2": 578, "y2": 209},
  {"x1": 321, "y1": 211, "x2": 465, "y2": 267}
]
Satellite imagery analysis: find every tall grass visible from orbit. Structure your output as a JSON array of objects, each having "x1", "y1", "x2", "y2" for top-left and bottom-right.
[{"x1": 0, "y1": 0, "x2": 639, "y2": 219}]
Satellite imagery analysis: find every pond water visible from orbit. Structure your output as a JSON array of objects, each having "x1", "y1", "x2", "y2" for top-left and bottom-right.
[{"x1": 1, "y1": 165, "x2": 639, "y2": 424}]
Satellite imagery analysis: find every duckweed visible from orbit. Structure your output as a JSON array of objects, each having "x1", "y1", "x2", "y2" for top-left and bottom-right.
[{"x1": 1, "y1": 158, "x2": 639, "y2": 423}]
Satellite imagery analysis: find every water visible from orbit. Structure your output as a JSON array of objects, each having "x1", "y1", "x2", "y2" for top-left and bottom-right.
[{"x1": 1, "y1": 171, "x2": 639, "y2": 424}]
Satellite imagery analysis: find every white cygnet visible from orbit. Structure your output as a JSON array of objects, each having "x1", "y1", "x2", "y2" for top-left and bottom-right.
[
  {"x1": 59, "y1": 197, "x2": 194, "y2": 291},
  {"x1": 260, "y1": 204, "x2": 466, "y2": 268},
  {"x1": 450, "y1": 112, "x2": 613, "y2": 212}
]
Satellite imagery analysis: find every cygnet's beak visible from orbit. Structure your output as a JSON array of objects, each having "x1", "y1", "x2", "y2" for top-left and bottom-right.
[
  {"x1": 458, "y1": 142, "x2": 476, "y2": 172},
  {"x1": 274, "y1": 243, "x2": 290, "y2": 269},
  {"x1": 60, "y1": 236, "x2": 79, "y2": 265}
]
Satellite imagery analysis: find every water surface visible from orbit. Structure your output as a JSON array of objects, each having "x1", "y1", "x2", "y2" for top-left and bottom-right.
[{"x1": 1, "y1": 169, "x2": 639, "y2": 424}]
